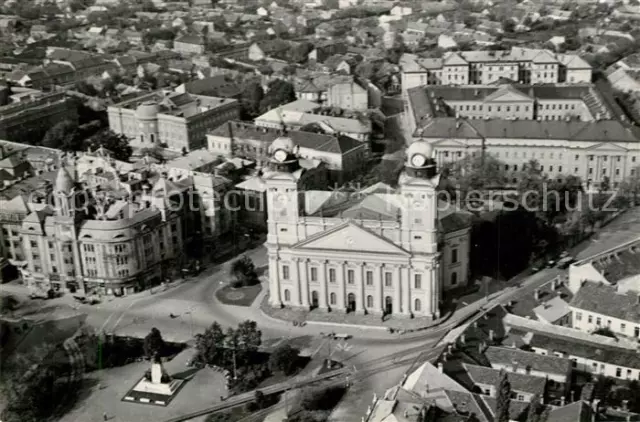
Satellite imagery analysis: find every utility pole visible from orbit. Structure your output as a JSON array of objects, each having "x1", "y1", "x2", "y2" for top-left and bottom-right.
[{"x1": 184, "y1": 308, "x2": 194, "y2": 338}]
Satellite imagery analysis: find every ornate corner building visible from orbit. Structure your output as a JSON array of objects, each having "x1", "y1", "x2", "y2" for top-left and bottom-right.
[{"x1": 263, "y1": 138, "x2": 472, "y2": 319}]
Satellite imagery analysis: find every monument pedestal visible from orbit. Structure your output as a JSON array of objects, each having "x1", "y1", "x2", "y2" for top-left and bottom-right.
[{"x1": 123, "y1": 362, "x2": 185, "y2": 406}]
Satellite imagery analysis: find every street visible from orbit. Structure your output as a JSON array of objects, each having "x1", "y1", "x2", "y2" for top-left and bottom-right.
[{"x1": 1, "y1": 239, "x2": 570, "y2": 422}]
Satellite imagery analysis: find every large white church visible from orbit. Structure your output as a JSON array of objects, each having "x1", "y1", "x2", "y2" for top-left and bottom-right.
[{"x1": 263, "y1": 138, "x2": 472, "y2": 319}]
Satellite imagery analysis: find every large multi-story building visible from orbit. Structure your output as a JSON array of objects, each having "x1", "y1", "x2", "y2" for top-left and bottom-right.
[
  {"x1": 263, "y1": 138, "x2": 472, "y2": 317},
  {"x1": 107, "y1": 90, "x2": 240, "y2": 152},
  {"x1": 208, "y1": 121, "x2": 367, "y2": 184},
  {"x1": 254, "y1": 99, "x2": 372, "y2": 142},
  {"x1": 18, "y1": 156, "x2": 193, "y2": 296},
  {"x1": 401, "y1": 47, "x2": 592, "y2": 89},
  {"x1": 0, "y1": 89, "x2": 78, "y2": 144},
  {"x1": 405, "y1": 77, "x2": 640, "y2": 190},
  {"x1": 409, "y1": 83, "x2": 615, "y2": 122}
]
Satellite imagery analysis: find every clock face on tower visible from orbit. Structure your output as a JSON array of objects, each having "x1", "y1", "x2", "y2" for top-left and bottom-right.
[
  {"x1": 411, "y1": 154, "x2": 426, "y2": 167},
  {"x1": 274, "y1": 149, "x2": 288, "y2": 162}
]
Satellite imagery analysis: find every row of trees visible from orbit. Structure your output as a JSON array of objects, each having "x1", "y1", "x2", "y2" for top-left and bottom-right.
[
  {"x1": 40, "y1": 121, "x2": 133, "y2": 162},
  {"x1": 440, "y1": 155, "x2": 639, "y2": 279}
]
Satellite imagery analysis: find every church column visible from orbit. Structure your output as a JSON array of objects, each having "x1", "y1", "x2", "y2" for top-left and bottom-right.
[
  {"x1": 394, "y1": 265, "x2": 402, "y2": 315},
  {"x1": 338, "y1": 262, "x2": 346, "y2": 311},
  {"x1": 431, "y1": 265, "x2": 440, "y2": 319},
  {"x1": 292, "y1": 257, "x2": 301, "y2": 306},
  {"x1": 401, "y1": 266, "x2": 411, "y2": 315},
  {"x1": 356, "y1": 262, "x2": 365, "y2": 314},
  {"x1": 268, "y1": 254, "x2": 281, "y2": 307},
  {"x1": 300, "y1": 259, "x2": 310, "y2": 308},
  {"x1": 375, "y1": 264, "x2": 383, "y2": 313},
  {"x1": 319, "y1": 260, "x2": 328, "y2": 310}
]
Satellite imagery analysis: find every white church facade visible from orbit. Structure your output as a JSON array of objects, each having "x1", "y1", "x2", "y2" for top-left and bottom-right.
[{"x1": 263, "y1": 138, "x2": 472, "y2": 319}]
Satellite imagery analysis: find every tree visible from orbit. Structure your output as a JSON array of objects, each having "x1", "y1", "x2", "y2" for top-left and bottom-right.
[
  {"x1": 259, "y1": 79, "x2": 296, "y2": 113},
  {"x1": 143, "y1": 327, "x2": 165, "y2": 360},
  {"x1": 41, "y1": 120, "x2": 82, "y2": 150},
  {"x1": 195, "y1": 321, "x2": 226, "y2": 365},
  {"x1": 496, "y1": 370, "x2": 511, "y2": 422},
  {"x1": 288, "y1": 41, "x2": 313, "y2": 63},
  {"x1": 442, "y1": 154, "x2": 508, "y2": 200},
  {"x1": 230, "y1": 255, "x2": 258, "y2": 287},
  {"x1": 236, "y1": 320, "x2": 262, "y2": 365},
  {"x1": 83, "y1": 130, "x2": 133, "y2": 162},
  {"x1": 241, "y1": 81, "x2": 264, "y2": 118},
  {"x1": 502, "y1": 19, "x2": 516, "y2": 33},
  {"x1": 526, "y1": 394, "x2": 542, "y2": 422},
  {"x1": 269, "y1": 344, "x2": 300, "y2": 375},
  {"x1": 599, "y1": 176, "x2": 611, "y2": 193},
  {"x1": 0, "y1": 343, "x2": 82, "y2": 422},
  {"x1": 619, "y1": 167, "x2": 640, "y2": 205}
]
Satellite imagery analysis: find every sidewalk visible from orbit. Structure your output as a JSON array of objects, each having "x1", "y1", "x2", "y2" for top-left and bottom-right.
[{"x1": 259, "y1": 295, "x2": 451, "y2": 332}]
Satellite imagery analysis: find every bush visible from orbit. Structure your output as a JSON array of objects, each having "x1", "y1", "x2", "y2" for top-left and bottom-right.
[
  {"x1": 289, "y1": 410, "x2": 331, "y2": 422},
  {"x1": 299, "y1": 386, "x2": 346, "y2": 411},
  {"x1": 269, "y1": 344, "x2": 300, "y2": 375},
  {"x1": 229, "y1": 256, "x2": 258, "y2": 287}
]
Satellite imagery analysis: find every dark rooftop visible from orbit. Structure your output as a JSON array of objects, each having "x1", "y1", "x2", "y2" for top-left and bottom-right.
[
  {"x1": 485, "y1": 346, "x2": 572, "y2": 376},
  {"x1": 570, "y1": 281, "x2": 640, "y2": 324}
]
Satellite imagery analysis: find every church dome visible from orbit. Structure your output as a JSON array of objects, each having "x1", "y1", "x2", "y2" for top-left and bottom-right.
[
  {"x1": 407, "y1": 140, "x2": 434, "y2": 160},
  {"x1": 136, "y1": 101, "x2": 159, "y2": 119},
  {"x1": 406, "y1": 140, "x2": 435, "y2": 168},
  {"x1": 55, "y1": 167, "x2": 74, "y2": 193},
  {"x1": 269, "y1": 136, "x2": 295, "y2": 155}
]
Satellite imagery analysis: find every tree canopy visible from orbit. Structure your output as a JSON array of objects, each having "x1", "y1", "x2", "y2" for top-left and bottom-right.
[
  {"x1": 268, "y1": 343, "x2": 300, "y2": 375},
  {"x1": 496, "y1": 370, "x2": 512, "y2": 422},
  {"x1": 259, "y1": 79, "x2": 297, "y2": 113},
  {"x1": 84, "y1": 130, "x2": 133, "y2": 162},
  {"x1": 143, "y1": 327, "x2": 166, "y2": 360}
]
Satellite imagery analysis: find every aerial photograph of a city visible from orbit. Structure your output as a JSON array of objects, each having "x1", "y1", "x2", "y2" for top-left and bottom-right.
[{"x1": 0, "y1": 0, "x2": 640, "y2": 420}]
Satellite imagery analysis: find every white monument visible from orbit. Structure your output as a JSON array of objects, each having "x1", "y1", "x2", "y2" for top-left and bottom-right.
[{"x1": 125, "y1": 360, "x2": 184, "y2": 405}]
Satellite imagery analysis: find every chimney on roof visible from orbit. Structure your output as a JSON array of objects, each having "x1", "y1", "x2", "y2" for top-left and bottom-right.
[
  {"x1": 489, "y1": 329, "x2": 495, "y2": 341},
  {"x1": 534, "y1": 289, "x2": 540, "y2": 300}
]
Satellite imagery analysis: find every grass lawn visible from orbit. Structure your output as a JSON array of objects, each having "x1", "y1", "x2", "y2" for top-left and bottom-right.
[{"x1": 215, "y1": 283, "x2": 262, "y2": 307}]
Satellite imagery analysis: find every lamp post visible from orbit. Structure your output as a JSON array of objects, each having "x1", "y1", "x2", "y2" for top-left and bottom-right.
[{"x1": 183, "y1": 308, "x2": 194, "y2": 338}]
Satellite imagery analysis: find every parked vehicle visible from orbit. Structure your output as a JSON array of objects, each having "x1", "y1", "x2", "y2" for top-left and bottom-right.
[
  {"x1": 332, "y1": 333, "x2": 352, "y2": 340},
  {"x1": 557, "y1": 256, "x2": 576, "y2": 269}
]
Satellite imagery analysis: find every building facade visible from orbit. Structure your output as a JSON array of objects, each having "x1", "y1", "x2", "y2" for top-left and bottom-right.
[
  {"x1": 0, "y1": 91, "x2": 78, "y2": 144},
  {"x1": 18, "y1": 159, "x2": 193, "y2": 296},
  {"x1": 406, "y1": 115, "x2": 640, "y2": 190},
  {"x1": 401, "y1": 48, "x2": 592, "y2": 90},
  {"x1": 107, "y1": 90, "x2": 240, "y2": 152},
  {"x1": 410, "y1": 83, "x2": 614, "y2": 122},
  {"x1": 264, "y1": 138, "x2": 471, "y2": 317}
]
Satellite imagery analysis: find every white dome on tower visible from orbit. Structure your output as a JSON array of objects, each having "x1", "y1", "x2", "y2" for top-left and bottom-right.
[
  {"x1": 406, "y1": 140, "x2": 434, "y2": 168},
  {"x1": 269, "y1": 136, "x2": 296, "y2": 155}
]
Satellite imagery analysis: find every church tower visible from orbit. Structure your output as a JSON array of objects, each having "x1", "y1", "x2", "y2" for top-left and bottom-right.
[
  {"x1": 264, "y1": 136, "x2": 302, "y2": 246},
  {"x1": 398, "y1": 140, "x2": 441, "y2": 319},
  {"x1": 398, "y1": 140, "x2": 440, "y2": 255},
  {"x1": 264, "y1": 137, "x2": 302, "y2": 308}
]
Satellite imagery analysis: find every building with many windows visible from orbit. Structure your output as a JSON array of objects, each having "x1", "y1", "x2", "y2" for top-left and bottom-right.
[
  {"x1": 401, "y1": 47, "x2": 592, "y2": 89},
  {"x1": 409, "y1": 83, "x2": 615, "y2": 122},
  {"x1": 107, "y1": 90, "x2": 240, "y2": 152},
  {"x1": 263, "y1": 138, "x2": 472, "y2": 317},
  {"x1": 0, "y1": 89, "x2": 78, "y2": 144},
  {"x1": 17, "y1": 155, "x2": 194, "y2": 296},
  {"x1": 405, "y1": 80, "x2": 640, "y2": 190}
]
